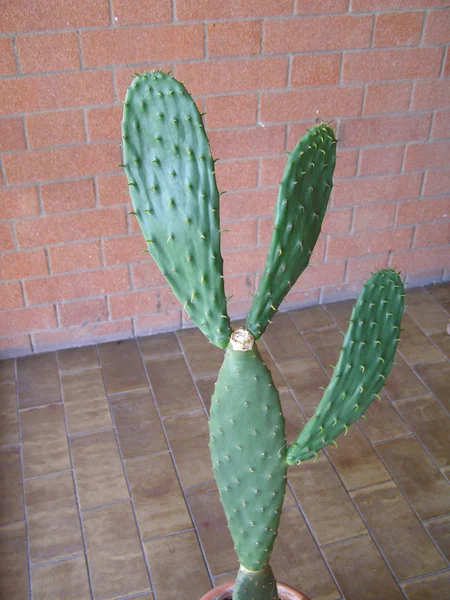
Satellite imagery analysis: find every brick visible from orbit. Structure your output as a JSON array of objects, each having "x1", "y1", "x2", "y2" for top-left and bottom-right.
[
  {"x1": 98, "y1": 174, "x2": 129, "y2": 206},
  {"x1": 0, "y1": 186, "x2": 40, "y2": 219},
  {"x1": 373, "y1": 11, "x2": 424, "y2": 47},
  {"x1": 81, "y1": 24, "x2": 204, "y2": 67},
  {"x1": 58, "y1": 297, "x2": 108, "y2": 327},
  {"x1": 296, "y1": 0, "x2": 348, "y2": 14},
  {"x1": 215, "y1": 159, "x2": 258, "y2": 191},
  {"x1": 423, "y1": 8, "x2": 450, "y2": 44},
  {"x1": 364, "y1": 82, "x2": 412, "y2": 115},
  {"x1": 220, "y1": 219, "x2": 258, "y2": 250},
  {"x1": 205, "y1": 94, "x2": 257, "y2": 129},
  {"x1": 322, "y1": 208, "x2": 353, "y2": 235},
  {"x1": 310, "y1": 238, "x2": 326, "y2": 263},
  {"x1": 444, "y1": 47, "x2": 450, "y2": 77},
  {"x1": 431, "y1": 110, "x2": 450, "y2": 139},
  {"x1": 114, "y1": 63, "x2": 170, "y2": 100},
  {"x1": 135, "y1": 311, "x2": 181, "y2": 335},
  {"x1": 396, "y1": 196, "x2": 450, "y2": 225},
  {"x1": 334, "y1": 149, "x2": 359, "y2": 179},
  {"x1": 221, "y1": 188, "x2": 277, "y2": 221},
  {"x1": 340, "y1": 114, "x2": 431, "y2": 147},
  {"x1": 49, "y1": 241, "x2": 102, "y2": 273},
  {"x1": 391, "y1": 246, "x2": 450, "y2": 274},
  {"x1": 224, "y1": 273, "x2": 255, "y2": 300},
  {"x1": 259, "y1": 156, "x2": 286, "y2": 187},
  {"x1": 292, "y1": 260, "x2": 346, "y2": 291},
  {"x1": 15, "y1": 207, "x2": 126, "y2": 248},
  {"x1": 359, "y1": 146, "x2": 404, "y2": 176},
  {"x1": 223, "y1": 245, "x2": 268, "y2": 276},
  {"x1": 112, "y1": 0, "x2": 171, "y2": 25},
  {"x1": 260, "y1": 87, "x2": 363, "y2": 123},
  {"x1": 353, "y1": 203, "x2": 396, "y2": 232},
  {"x1": 103, "y1": 235, "x2": 147, "y2": 265},
  {"x1": 0, "y1": 38, "x2": 16, "y2": 75},
  {"x1": 207, "y1": 21, "x2": 261, "y2": 58},
  {"x1": 414, "y1": 222, "x2": 450, "y2": 249},
  {"x1": 258, "y1": 218, "x2": 276, "y2": 245},
  {"x1": 131, "y1": 261, "x2": 170, "y2": 289},
  {"x1": 346, "y1": 254, "x2": 389, "y2": 282},
  {"x1": 352, "y1": 0, "x2": 449, "y2": 10},
  {"x1": 16, "y1": 33, "x2": 80, "y2": 74},
  {"x1": 0, "y1": 335, "x2": 31, "y2": 357},
  {"x1": 327, "y1": 228, "x2": 413, "y2": 260},
  {"x1": 0, "y1": 71, "x2": 113, "y2": 116},
  {"x1": 25, "y1": 266, "x2": 129, "y2": 304},
  {"x1": 0, "y1": 119, "x2": 26, "y2": 152},
  {"x1": 423, "y1": 169, "x2": 450, "y2": 196},
  {"x1": 109, "y1": 288, "x2": 178, "y2": 319},
  {"x1": 264, "y1": 15, "x2": 372, "y2": 54},
  {"x1": 1, "y1": 0, "x2": 110, "y2": 33},
  {"x1": 26, "y1": 110, "x2": 85, "y2": 149},
  {"x1": 174, "y1": 57, "x2": 287, "y2": 95},
  {"x1": 404, "y1": 141, "x2": 450, "y2": 171},
  {"x1": 87, "y1": 105, "x2": 122, "y2": 141},
  {"x1": 0, "y1": 223, "x2": 15, "y2": 252},
  {"x1": 411, "y1": 79, "x2": 450, "y2": 111},
  {"x1": 290, "y1": 53, "x2": 341, "y2": 87},
  {"x1": 0, "y1": 249, "x2": 48, "y2": 280},
  {"x1": 4, "y1": 142, "x2": 121, "y2": 185},
  {"x1": 32, "y1": 321, "x2": 133, "y2": 353},
  {"x1": 0, "y1": 282, "x2": 24, "y2": 310},
  {"x1": 41, "y1": 179, "x2": 96, "y2": 214},
  {"x1": 175, "y1": 0, "x2": 292, "y2": 20},
  {"x1": 343, "y1": 48, "x2": 443, "y2": 83},
  {"x1": 332, "y1": 173, "x2": 422, "y2": 207},
  {"x1": 208, "y1": 126, "x2": 285, "y2": 160},
  {"x1": 0, "y1": 306, "x2": 56, "y2": 337}
]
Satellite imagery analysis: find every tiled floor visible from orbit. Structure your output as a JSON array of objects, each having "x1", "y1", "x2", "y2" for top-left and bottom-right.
[{"x1": 1, "y1": 282, "x2": 450, "y2": 600}]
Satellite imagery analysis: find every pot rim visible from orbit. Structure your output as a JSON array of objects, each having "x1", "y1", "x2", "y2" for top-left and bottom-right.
[{"x1": 200, "y1": 580, "x2": 310, "y2": 600}]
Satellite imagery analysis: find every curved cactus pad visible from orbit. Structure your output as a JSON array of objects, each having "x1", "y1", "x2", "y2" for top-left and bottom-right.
[
  {"x1": 209, "y1": 338, "x2": 287, "y2": 571},
  {"x1": 246, "y1": 123, "x2": 336, "y2": 339},
  {"x1": 286, "y1": 269, "x2": 404, "y2": 465},
  {"x1": 122, "y1": 71, "x2": 231, "y2": 348},
  {"x1": 234, "y1": 565, "x2": 279, "y2": 600}
]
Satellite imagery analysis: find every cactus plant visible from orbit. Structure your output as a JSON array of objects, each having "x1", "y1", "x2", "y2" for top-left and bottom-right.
[{"x1": 122, "y1": 71, "x2": 404, "y2": 600}]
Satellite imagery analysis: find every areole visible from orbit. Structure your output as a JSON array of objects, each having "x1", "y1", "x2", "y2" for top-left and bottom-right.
[{"x1": 200, "y1": 580, "x2": 310, "y2": 600}]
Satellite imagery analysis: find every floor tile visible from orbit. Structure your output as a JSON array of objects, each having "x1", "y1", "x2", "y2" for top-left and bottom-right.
[
  {"x1": 326, "y1": 425, "x2": 391, "y2": 491},
  {"x1": 425, "y1": 514, "x2": 450, "y2": 562},
  {"x1": 163, "y1": 410, "x2": 213, "y2": 487},
  {"x1": 429, "y1": 329, "x2": 450, "y2": 357},
  {"x1": 426, "y1": 282, "x2": 450, "y2": 313},
  {"x1": 384, "y1": 354, "x2": 427, "y2": 400},
  {"x1": 17, "y1": 352, "x2": 60, "y2": 408},
  {"x1": 99, "y1": 339, "x2": 148, "y2": 395},
  {"x1": 0, "y1": 445, "x2": 24, "y2": 526},
  {"x1": 288, "y1": 455, "x2": 367, "y2": 546},
  {"x1": 396, "y1": 395, "x2": 450, "y2": 466},
  {"x1": 271, "y1": 507, "x2": 340, "y2": 600},
  {"x1": 399, "y1": 314, "x2": 442, "y2": 363},
  {"x1": 195, "y1": 377, "x2": 216, "y2": 412},
  {"x1": 376, "y1": 436, "x2": 450, "y2": 519},
  {"x1": 71, "y1": 429, "x2": 129, "y2": 509},
  {"x1": 25, "y1": 471, "x2": 83, "y2": 565},
  {"x1": 146, "y1": 354, "x2": 203, "y2": 416},
  {"x1": 289, "y1": 304, "x2": 333, "y2": 331},
  {"x1": 414, "y1": 358, "x2": 450, "y2": 412},
  {"x1": 278, "y1": 355, "x2": 328, "y2": 418},
  {"x1": 324, "y1": 299, "x2": 354, "y2": 332},
  {"x1": 0, "y1": 358, "x2": 15, "y2": 383},
  {"x1": 351, "y1": 480, "x2": 446, "y2": 580},
  {"x1": 125, "y1": 453, "x2": 192, "y2": 539},
  {"x1": 177, "y1": 327, "x2": 225, "y2": 378},
  {"x1": 139, "y1": 331, "x2": 181, "y2": 360},
  {"x1": 0, "y1": 522, "x2": 29, "y2": 600},
  {"x1": 144, "y1": 530, "x2": 211, "y2": 600},
  {"x1": 61, "y1": 368, "x2": 112, "y2": 434},
  {"x1": 258, "y1": 342, "x2": 288, "y2": 391},
  {"x1": 185, "y1": 481, "x2": 237, "y2": 576},
  {"x1": 303, "y1": 326, "x2": 343, "y2": 375},
  {"x1": 280, "y1": 390, "x2": 305, "y2": 446},
  {"x1": 58, "y1": 345, "x2": 99, "y2": 373},
  {"x1": 83, "y1": 501, "x2": 150, "y2": 599},
  {"x1": 0, "y1": 381, "x2": 19, "y2": 446},
  {"x1": 110, "y1": 389, "x2": 167, "y2": 459},
  {"x1": 262, "y1": 313, "x2": 312, "y2": 363},
  {"x1": 405, "y1": 287, "x2": 449, "y2": 331},
  {"x1": 323, "y1": 534, "x2": 403, "y2": 600},
  {"x1": 31, "y1": 555, "x2": 91, "y2": 600},
  {"x1": 401, "y1": 571, "x2": 450, "y2": 600},
  {"x1": 359, "y1": 394, "x2": 411, "y2": 443},
  {"x1": 20, "y1": 403, "x2": 70, "y2": 478}
]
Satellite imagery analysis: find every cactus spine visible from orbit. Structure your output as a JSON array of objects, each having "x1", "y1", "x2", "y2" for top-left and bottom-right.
[{"x1": 122, "y1": 72, "x2": 404, "y2": 600}]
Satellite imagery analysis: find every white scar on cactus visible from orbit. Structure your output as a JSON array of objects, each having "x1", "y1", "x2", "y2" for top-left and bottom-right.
[{"x1": 230, "y1": 327, "x2": 255, "y2": 352}]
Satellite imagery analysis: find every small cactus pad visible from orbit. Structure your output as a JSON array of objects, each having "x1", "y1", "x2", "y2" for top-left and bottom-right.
[
  {"x1": 209, "y1": 330, "x2": 287, "y2": 571},
  {"x1": 122, "y1": 71, "x2": 231, "y2": 348},
  {"x1": 286, "y1": 269, "x2": 404, "y2": 465},
  {"x1": 233, "y1": 565, "x2": 279, "y2": 600},
  {"x1": 246, "y1": 123, "x2": 336, "y2": 339}
]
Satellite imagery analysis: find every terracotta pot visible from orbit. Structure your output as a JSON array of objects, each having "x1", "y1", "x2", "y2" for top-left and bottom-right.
[{"x1": 200, "y1": 580, "x2": 310, "y2": 600}]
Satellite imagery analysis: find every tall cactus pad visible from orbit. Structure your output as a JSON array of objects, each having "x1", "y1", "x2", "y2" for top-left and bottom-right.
[
  {"x1": 246, "y1": 123, "x2": 336, "y2": 339},
  {"x1": 209, "y1": 331, "x2": 287, "y2": 572},
  {"x1": 286, "y1": 269, "x2": 404, "y2": 465},
  {"x1": 122, "y1": 72, "x2": 231, "y2": 348}
]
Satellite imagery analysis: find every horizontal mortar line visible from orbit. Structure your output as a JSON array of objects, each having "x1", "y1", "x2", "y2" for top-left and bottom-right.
[
  {"x1": 0, "y1": 441, "x2": 21, "y2": 450},
  {"x1": 142, "y1": 527, "x2": 196, "y2": 543},
  {"x1": 18, "y1": 400, "x2": 62, "y2": 412},
  {"x1": 30, "y1": 552, "x2": 86, "y2": 569},
  {"x1": 0, "y1": 518, "x2": 26, "y2": 530},
  {"x1": 23, "y1": 468, "x2": 73, "y2": 482},
  {"x1": 68, "y1": 425, "x2": 117, "y2": 438},
  {"x1": 160, "y1": 406, "x2": 206, "y2": 420},
  {"x1": 423, "y1": 511, "x2": 450, "y2": 524},
  {"x1": 398, "y1": 566, "x2": 450, "y2": 585},
  {"x1": 408, "y1": 355, "x2": 449, "y2": 367},
  {"x1": 342, "y1": 476, "x2": 394, "y2": 495},
  {"x1": 58, "y1": 366, "x2": 101, "y2": 375},
  {"x1": 320, "y1": 531, "x2": 369, "y2": 549},
  {"x1": 80, "y1": 497, "x2": 131, "y2": 512},
  {"x1": 183, "y1": 479, "x2": 216, "y2": 491},
  {"x1": 372, "y1": 433, "x2": 415, "y2": 447},
  {"x1": 122, "y1": 449, "x2": 171, "y2": 462},
  {"x1": 106, "y1": 386, "x2": 150, "y2": 397}
]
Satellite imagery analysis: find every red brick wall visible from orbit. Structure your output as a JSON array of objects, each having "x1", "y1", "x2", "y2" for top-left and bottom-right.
[{"x1": 1, "y1": 1, "x2": 449, "y2": 357}]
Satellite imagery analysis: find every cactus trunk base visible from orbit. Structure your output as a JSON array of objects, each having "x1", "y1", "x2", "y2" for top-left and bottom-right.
[{"x1": 199, "y1": 577, "x2": 310, "y2": 600}]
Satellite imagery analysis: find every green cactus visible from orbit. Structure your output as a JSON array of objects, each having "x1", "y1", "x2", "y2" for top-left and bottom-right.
[{"x1": 122, "y1": 71, "x2": 404, "y2": 600}]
